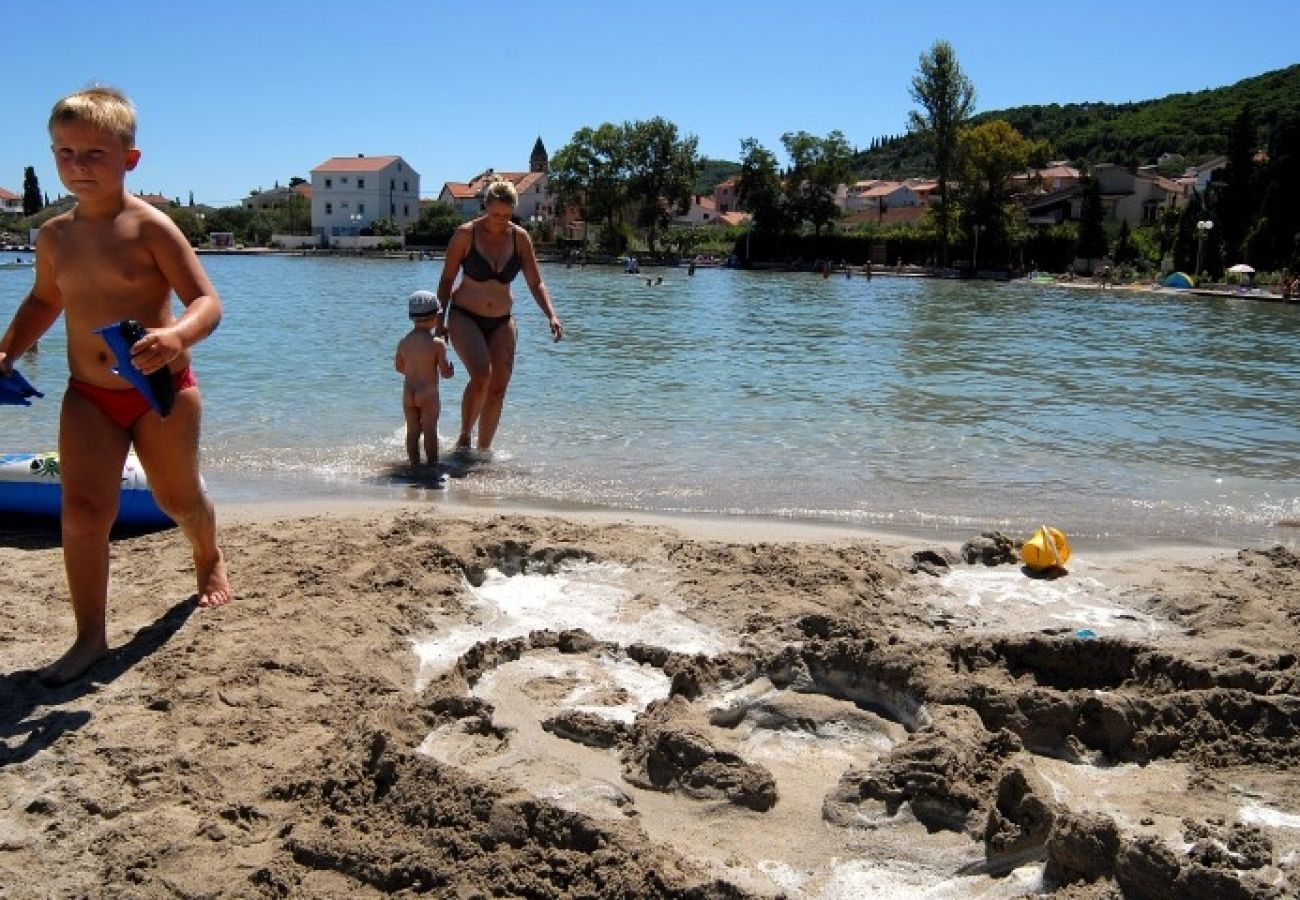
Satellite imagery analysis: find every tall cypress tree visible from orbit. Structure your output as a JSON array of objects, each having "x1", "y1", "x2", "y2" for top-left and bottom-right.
[
  {"x1": 1214, "y1": 106, "x2": 1257, "y2": 265},
  {"x1": 909, "y1": 40, "x2": 976, "y2": 267},
  {"x1": 22, "y1": 167, "x2": 42, "y2": 216},
  {"x1": 1077, "y1": 176, "x2": 1107, "y2": 262}
]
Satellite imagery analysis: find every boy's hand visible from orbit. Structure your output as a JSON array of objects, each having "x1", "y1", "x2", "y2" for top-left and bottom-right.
[
  {"x1": 0, "y1": 352, "x2": 10, "y2": 375},
  {"x1": 131, "y1": 325, "x2": 185, "y2": 375}
]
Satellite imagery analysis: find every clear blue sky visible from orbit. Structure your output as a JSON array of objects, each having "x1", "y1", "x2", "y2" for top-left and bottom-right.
[{"x1": 6, "y1": 0, "x2": 1296, "y2": 208}]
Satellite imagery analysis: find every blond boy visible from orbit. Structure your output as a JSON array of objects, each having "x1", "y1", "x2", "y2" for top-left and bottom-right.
[
  {"x1": 0, "y1": 86, "x2": 230, "y2": 685},
  {"x1": 395, "y1": 290, "x2": 455, "y2": 468}
]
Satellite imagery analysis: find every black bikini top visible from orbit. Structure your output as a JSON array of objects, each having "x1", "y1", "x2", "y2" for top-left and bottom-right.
[{"x1": 461, "y1": 223, "x2": 522, "y2": 284}]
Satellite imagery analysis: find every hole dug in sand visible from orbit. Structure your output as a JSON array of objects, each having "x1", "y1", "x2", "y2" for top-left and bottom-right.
[
  {"x1": 407, "y1": 553, "x2": 1298, "y2": 898},
  {"x1": 414, "y1": 562, "x2": 1050, "y2": 897}
]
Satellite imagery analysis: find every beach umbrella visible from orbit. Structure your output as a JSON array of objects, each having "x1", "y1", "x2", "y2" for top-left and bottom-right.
[
  {"x1": 1227, "y1": 263, "x2": 1255, "y2": 275},
  {"x1": 1162, "y1": 271, "x2": 1194, "y2": 289}
]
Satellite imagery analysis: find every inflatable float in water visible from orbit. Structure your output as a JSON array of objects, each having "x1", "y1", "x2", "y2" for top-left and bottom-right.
[{"x1": 0, "y1": 452, "x2": 174, "y2": 528}]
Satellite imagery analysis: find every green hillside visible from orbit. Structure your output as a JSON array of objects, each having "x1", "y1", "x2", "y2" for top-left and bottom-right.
[{"x1": 852, "y1": 63, "x2": 1300, "y2": 178}]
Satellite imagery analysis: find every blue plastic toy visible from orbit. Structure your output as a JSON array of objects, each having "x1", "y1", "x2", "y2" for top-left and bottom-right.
[
  {"x1": 92, "y1": 319, "x2": 175, "y2": 417},
  {"x1": 0, "y1": 368, "x2": 43, "y2": 406}
]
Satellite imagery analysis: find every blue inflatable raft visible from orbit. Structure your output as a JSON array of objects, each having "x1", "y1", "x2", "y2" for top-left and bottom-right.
[{"x1": 0, "y1": 452, "x2": 174, "y2": 528}]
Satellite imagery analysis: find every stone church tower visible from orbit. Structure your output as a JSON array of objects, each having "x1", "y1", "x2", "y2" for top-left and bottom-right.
[{"x1": 529, "y1": 136, "x2": 548, "y2": 174}]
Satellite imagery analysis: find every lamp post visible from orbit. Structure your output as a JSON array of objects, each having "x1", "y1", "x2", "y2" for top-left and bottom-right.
[
  {"x1": 972, "y1": 224, "x2": 985, "y2": 272},
  {"x1": 1195, "y1": 220, "x2": 1213, "y2": 279}
]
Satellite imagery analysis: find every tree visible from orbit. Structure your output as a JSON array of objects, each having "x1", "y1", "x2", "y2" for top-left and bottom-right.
[
  {"x1": 736, "y1": 138, "x2": 789, "y2": 236},
  {"x1": 1254, "y1": 115, "x2": 1300, "y2": 271},
  {"x1": 1112, "y1": 219, "x2": 1137, "y2": 265},
  {"x1": 781, "y1": 130, "x2": 852, "y2": 236},
  {"x1": 909, "y1": 40, "x2": 976, "y2": 266},
  {"x1": 409, "y1": 201, "x2": 462, "y2": 246},
  {"x1": 956, "y1": 120, "x2": 1047, "y2": 266},
  {"x1": 550, "y1": 123, "x2": 630, "y2": 235},
  {"x1": 1076, "y1": 175, "x2": 1107, "y2": 262},
  {"x1": 623, "y1": 117, "x2": 700, "y2": 253},
  {"x1": 165, "y1": 207, "x2": 207, "y2": 245},
  {"x1": 22, "y1": 167, "x2": 42, "y2": 216},
  {"x1": 661, "y1": 226, "x2": 709, "y2": 257},
  {"x1": 1213, "y1": 105, "x2": 1257, "y2": 265}
]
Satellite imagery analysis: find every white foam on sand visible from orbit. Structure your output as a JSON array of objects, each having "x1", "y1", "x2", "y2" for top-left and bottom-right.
[
  {"x1": 413, "y1": 561, "x2": 732, "y2": 686},
  {"x1": 1240, "y1": 801, "x2": 1300, "y2": 830},
  {"x1": 759, "y1": 857, "x2": 1043, "y2": 899},
  {"x1": 933, "y1": 568, "x2": 1164, "y2": 639},
  {"x1": 414, "y1": 565, "x2": 1107, "y2": 898}
]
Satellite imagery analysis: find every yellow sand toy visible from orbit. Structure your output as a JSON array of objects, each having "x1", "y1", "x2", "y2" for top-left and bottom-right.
[{"x1": 1021, "y1": 525, "x2": 1071, "y2": 572}]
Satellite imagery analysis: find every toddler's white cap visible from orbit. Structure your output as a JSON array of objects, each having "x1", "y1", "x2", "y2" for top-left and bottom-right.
[{"x1": 408, "y1": 290, "x2": 440, "y2": 319}]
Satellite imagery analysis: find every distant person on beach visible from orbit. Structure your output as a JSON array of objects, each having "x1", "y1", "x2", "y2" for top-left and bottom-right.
[
  {"x1": 0, "y1": 85, "x2": 230, "y2": 685},
  {"x1": 395, "y1": 290, "x2": 454, "y2": 468},
  {"x1": 436, "y1": 179, "x2": 562, "y2": 455}
]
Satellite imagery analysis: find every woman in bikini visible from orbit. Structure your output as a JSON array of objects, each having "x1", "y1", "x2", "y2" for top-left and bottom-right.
[{"x1": 436, "y1": 179, "x2": 563, "y2": 455}]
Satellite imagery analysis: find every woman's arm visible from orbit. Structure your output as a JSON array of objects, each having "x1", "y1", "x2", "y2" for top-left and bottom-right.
[{"x1": 517, "y1": 228, "x2": 563, "y2": 342}]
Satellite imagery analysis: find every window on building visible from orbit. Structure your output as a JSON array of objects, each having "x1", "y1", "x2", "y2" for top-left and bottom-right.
[
  {"x1": 341, "y1": 177, "x2": 349, "y2": 185},
  {"x1": 359, "y1": 203, "x2": 365, "y2": 214},
  {"x1": 325, "y1": 202, "x2": 333, "y2": 214},
  {"x1": 403, "y1": 204, "x2": 409, "y2": 217},
  {"x1": 358, "y1": 178, "x2": 365, "y2": 189},
  {"x1": 325, "y1": 178, "x2": 332, "y2": 188},
  {"x1": 403, "y1": 181, "x2": 409, "y2": 192},
  {"x1": 390, "y1": 179, "x2": 395, "y2": 190},
  {"x1": 390, "y1": 203, "x2": 395, "y2": 217}
]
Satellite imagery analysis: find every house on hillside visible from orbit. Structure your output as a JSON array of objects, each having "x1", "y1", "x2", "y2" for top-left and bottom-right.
[
  {"x1": 0, "y1": 188, "x2": 21, "y2": 219},
  {"x1": 1175, "y1": 155, "x2": 1227, "y2": 197},
  {"x1": 713, "y1": 178, "x2": 739, "y2": 215},
  {"x1": 1009, "y1": 163, "x2": 1081, "y2": 195},
  {"x1": 671, "y1": 194, "x2": 718, "y2": 226},
  {"x1": 310, "y1": 154, "x2": 420, "y2": 238},
  {"x1": 840, "y1": 180, "x2": 928, "y2": 220},
  {"x1": 1021, "y1": 163, "x2": 1180, "y2": 229},
  {"x1": 1093, "y1": 163, "x2": 1181, "y2": 225}
]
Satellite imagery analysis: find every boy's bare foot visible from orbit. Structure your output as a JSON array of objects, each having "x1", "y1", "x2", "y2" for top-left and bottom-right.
[
  {"x1": 196, "y1": 548, "x2": 231, "y2": 608},
  {"x1": 38, "y1": 635, "x2": 109, "y2": 687}
]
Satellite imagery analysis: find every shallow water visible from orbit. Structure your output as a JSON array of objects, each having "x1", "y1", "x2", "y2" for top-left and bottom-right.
[{"x1": 2, "y1": 255, "x2": 1298, "y2": 547}]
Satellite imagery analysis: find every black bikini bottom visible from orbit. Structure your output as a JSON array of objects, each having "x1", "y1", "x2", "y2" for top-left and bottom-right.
[{"x1": 451, "y1": 306, "x2": 513, "y2": 338}]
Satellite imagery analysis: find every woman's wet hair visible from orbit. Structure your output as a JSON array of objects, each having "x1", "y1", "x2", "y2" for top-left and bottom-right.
[{"x1": 484, "y1": 179, "x2": 518, "y2": 207}]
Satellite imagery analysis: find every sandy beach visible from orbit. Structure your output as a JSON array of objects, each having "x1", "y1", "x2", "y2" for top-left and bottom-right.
[{"x1": 1, "y1": 499, "x2": 1297, "y2": 898}]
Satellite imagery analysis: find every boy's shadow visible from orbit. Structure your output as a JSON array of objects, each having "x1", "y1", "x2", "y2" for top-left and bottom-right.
[{"x1": 0, "y1": 597, "x2": 196, "y2": 767}]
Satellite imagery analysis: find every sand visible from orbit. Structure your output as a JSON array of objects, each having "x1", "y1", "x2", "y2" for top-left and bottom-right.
[{"x1": 1, "y1": 502, "x2": 1297, "y2": 898}]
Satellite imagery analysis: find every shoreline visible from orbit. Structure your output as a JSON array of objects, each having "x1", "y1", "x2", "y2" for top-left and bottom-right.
[{"x1": 215, "y1": 489, "x2": 1249, "y2": 568}]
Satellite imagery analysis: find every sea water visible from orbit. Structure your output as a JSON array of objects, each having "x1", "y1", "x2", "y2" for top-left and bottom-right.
[{"x1": 2, "y1": 254, "x2": 1298, "y2": 548}]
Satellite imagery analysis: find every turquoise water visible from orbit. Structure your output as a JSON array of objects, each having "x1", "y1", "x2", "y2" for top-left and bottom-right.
[{"x1": 3, "y1": 254, "x2": 1299, "y2": 548}]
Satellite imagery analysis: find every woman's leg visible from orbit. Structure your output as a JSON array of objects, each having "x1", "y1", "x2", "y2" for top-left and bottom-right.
[
  {"x1": 447, "y1": 309, "x2": 491, "y2": 448},
  {"x1": 472, "y1": 319, "x2": 517, "y2": 451}
]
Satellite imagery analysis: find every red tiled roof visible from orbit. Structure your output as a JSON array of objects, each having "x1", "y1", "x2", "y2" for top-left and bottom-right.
[
  {"x1": 312, "y1": 155, "x2": 401, "y2": 173},
  {"x1": 442, "y1": 182, "x2": 480, "y2": 200},
  {"x1": 0, "y1": 188, "x2": 19, "y2": 201},
  {"x1": 717, "y1": 211, "x2": 752, "y2": 226}
]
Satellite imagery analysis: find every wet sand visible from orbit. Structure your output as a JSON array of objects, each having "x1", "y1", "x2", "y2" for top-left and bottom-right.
[{"x1": 1, "y1": 502, "x2": 1297, "y2": 897}]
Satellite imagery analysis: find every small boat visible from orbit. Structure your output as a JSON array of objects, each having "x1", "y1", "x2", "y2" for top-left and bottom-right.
[
  {"x1": 0, "y1": 452, "x2": 174, "y2": 528},
  {"x1": 1, "y1": 259, "x2": 35, "y2": 271}
]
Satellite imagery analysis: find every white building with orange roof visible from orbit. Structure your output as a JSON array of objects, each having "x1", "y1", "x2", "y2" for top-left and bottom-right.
[
  {"x1": 437, "y1": 137, "x2": 557, "y2": 226},
  {"x1": 0, "y1": 187, "x2": 22, "y2": 219},
  {"x1": 310, "y1": 154, "x2": 420, "y2": 238}
]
